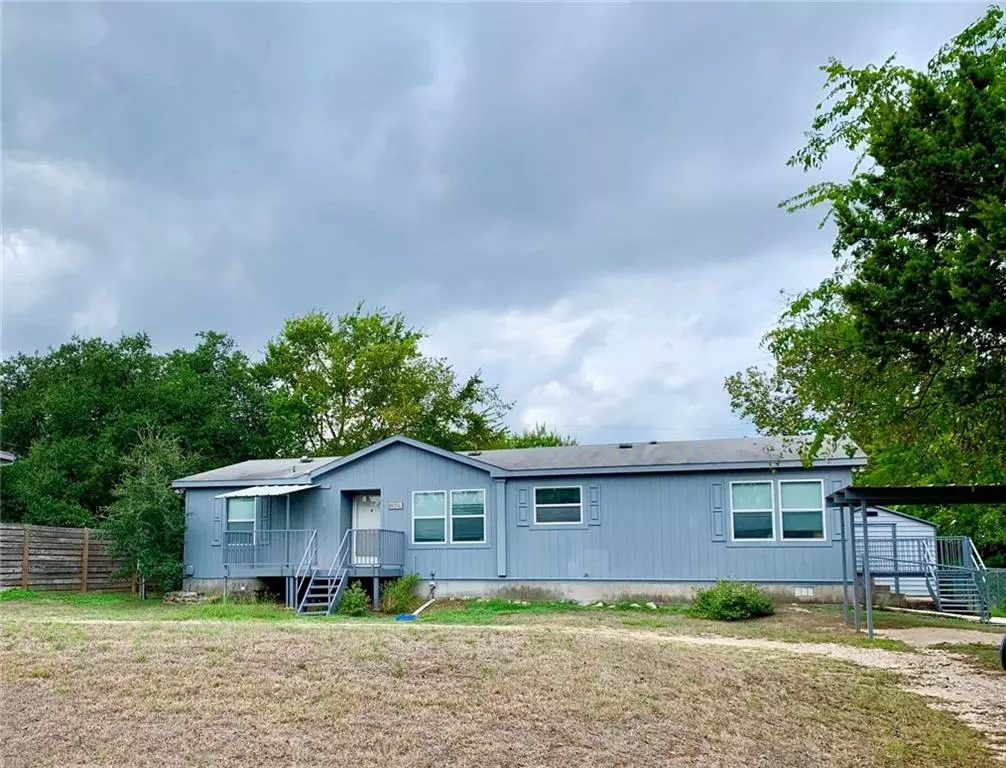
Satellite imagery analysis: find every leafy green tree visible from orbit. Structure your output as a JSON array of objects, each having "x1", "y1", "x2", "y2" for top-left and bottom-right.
[
  {"x1": 156, "y1": 331, "x2": 277, "y2": 464},
  {"x1": 785, "y1": 7, "x2": 1005, "y2": 409},
  {"x1": 726, "y1": 8, "x2": 1006, "y2": 554},
  {"x1": 486, "y1": 423, "x2": 577, "y2": 449},
  {"x1": 104, "y1": 429, "x2": 191, "y2": 593},
  {"x1": 262, "y1": 305, "x2": 511, "y2": 455},
  {"x1": 1, "y1": 332, "x2": 278, "y2": 526},
  {"x1": 1, "y1": 335, "x2": 161, "y2": 525}
]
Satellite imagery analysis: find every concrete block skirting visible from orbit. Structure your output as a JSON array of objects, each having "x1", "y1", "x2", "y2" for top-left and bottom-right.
[
  {"x1": 427, "y1": 580, "x2": 847, "y2": 604},
  {"x1": 183, "y1": 577, "x2": 270, "y2": 595},
  {"x1": 182, "y1": 577, "x2": 846, "y2": 604}
]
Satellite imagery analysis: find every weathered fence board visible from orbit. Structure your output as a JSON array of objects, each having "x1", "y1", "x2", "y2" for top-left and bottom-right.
[{"x1": 0, "y1": 524, "x2": 130, "y2": 592}]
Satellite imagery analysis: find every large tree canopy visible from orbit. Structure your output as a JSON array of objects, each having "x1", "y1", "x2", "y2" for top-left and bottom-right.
[
  {"x1": 1, "y1": 332, "x2": 276, "y2": 526},
  {"x1": 262, "y1": 306, "x2": 511, "y2": 455},
  {"x1": 726, "y1": 8, "x2": 1006, "y2": 557},
  {"x1": 1, "y1": 306, "x2": 570, "y2": 528},
  {"x1": 487, "y1": 423, "x2": 577, "y2": 449}
]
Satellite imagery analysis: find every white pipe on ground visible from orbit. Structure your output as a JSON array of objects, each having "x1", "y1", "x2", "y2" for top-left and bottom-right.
[{"x1": 412, "y1": 599, "x2": 436, "y2": 617}]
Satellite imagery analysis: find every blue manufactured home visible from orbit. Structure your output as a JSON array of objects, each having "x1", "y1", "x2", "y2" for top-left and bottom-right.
[{"x1": 173, "y1": 435, "x2": 870, "y2": 611}]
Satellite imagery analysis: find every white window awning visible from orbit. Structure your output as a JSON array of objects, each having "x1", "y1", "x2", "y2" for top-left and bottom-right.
[{"x1": 215, "y1": 484, "x2": 318, "y2": 499}]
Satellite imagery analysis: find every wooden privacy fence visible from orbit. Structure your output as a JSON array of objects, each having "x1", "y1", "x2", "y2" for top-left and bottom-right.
[{"x1": 0, "y1": 524, "x2": 131, "y2": 592}]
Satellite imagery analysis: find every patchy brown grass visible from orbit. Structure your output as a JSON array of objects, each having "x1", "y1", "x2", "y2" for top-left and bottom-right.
[
  {"x1": 930, "y1": 643, "x2": 1006, "y2": 675},
  {"x1": 423, "y1": 601, "x2": 916, "y2": 650},
  {"x1": 0, "y1": 617, "x2": 995, "y2": 768}
]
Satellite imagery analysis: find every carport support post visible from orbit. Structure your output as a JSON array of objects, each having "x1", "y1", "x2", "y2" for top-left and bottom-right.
[
  {"x1": 839, "y1": 502, "x2": 849, "y2": 625},
  {"x1": 861, "y1": 501, "x2": 874, "y2": 640},
  {"x1": 372, "y1": 574, "x2": 380, "y2": 611},
  {"x1": 285, "y1": 495, "x2": 291, "y2": 566},
  {"x1": 849, "y1": 506, "x2": 860, "y2": 632},
  {"x1": 892, "y1": 526, "x2": 900, "y2": 596}
]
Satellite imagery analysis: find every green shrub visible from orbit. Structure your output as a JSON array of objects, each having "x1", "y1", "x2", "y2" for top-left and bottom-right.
[
  {"x1": 381, "y1": 573, "x2": 421, "y2": 614},
  {"x1": 337, "y1": 581, "x2": 370, "y2": 617},
  {"x1": 689, "y1": 581, "x2": 775, "y2": 621}
]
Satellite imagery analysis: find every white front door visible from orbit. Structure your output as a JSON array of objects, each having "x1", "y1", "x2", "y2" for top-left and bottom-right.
[{"x1": 352, "y1": 493, "x2": 381, "y2": 565}]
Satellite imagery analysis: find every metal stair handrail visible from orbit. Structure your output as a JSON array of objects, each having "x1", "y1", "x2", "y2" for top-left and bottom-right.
[
  {"x1": 323, "y1": 529, "x2": 353, "y2": 614},
  {"x1": 294, "y1": 529, "x2": 318, "y2": 582},
  {"x1": 965, "y1": 536, "x2": 991, "y2": 622},
  {"x1": 968, "y1": 537, "x2": 987, "y2": 571},
  {"x1": 326, "y1": 529, "x2": 353, "y2": 578},
  {"x1": 293, "y1": 530, "x2": 318, "y2": 613},
  {"x1": 921, "y1": 539, "x2": 942, "y2": 611}
]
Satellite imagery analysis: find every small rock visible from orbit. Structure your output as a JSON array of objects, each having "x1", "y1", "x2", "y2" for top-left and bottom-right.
[
  {"x1": 646, "y1": 602, "x2": 658, "y2": 610},
  {"x1": 629, "y1": 603, "x2": 641, "y2": 609},
  {"x1": 591, "y1": 601, "x2": 604, "y2": 608},
  {"x1": 163, "y1": 590, "x2": 203, "y2": 604}
]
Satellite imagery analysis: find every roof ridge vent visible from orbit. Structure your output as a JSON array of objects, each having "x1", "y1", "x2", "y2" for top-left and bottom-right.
[{"x1": 618, "y1": 442, "x2": 633, "y2": 449}]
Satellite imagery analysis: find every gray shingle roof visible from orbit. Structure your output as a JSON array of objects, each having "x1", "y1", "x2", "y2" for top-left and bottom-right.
[
  {"x1": 464, "y1": 436, "x2": 865, "y2": 472},
  {"x1": 176, "y1": 456, "x2": 339, "y2": 483},
  {"x1": 175, "y1": 435, "x2": 866, "y2": 486}
]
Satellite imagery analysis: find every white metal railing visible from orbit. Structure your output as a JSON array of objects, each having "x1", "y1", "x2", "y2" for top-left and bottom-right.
[
  {"x1": 322, "y1": 529, "x2": 353, "y2": 614},
  {"x1": 293, "y1": 530, "x2": 318, "y2": 612},
  {"x1": 968, "y1": 538, "x2": 987, "y2": 571},
  {"x1": 921, "y1": 539, "x2": 941, "y2": 610}
]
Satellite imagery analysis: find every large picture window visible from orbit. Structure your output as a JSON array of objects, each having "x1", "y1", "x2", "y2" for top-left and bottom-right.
[
  {"x1": 451, "y1": 489, "x2": 486, "y2": 543},
  {"x1": 779, "y1": 480, "x2": 825, "y2": 540},
  {"x1": 730, "y1": 482, "x2": 774, "y2": 540},
  {"x1": 412, "y1": 491, "x2": 446, "y2": 543},
  {"x1": 534, "y1": 487, "x2": 582, "y2": 525}
]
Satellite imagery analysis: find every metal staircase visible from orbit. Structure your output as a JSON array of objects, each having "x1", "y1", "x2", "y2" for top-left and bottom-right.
[
  {"x1": 934, "y1": 569, "x2": 988, "y2": 617},
  {"x1": 924, "y1": 537, "x2": 991, "y2": 621},
  {"x1": 296, "y1": 530, "x2": 352, "y2": 616},
  {"x1": 859, "y1": 534, "x2": 994, "y2": 622}
]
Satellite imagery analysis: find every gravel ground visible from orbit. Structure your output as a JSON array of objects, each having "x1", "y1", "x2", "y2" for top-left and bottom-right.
[{"x1": 662, "y1": 632, "x2": 1006, "y2": 761}]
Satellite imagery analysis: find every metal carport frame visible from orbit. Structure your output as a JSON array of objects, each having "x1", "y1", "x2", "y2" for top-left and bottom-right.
[{"x1": 827, "y1": 485, "x2": 1006, "y2": 640}]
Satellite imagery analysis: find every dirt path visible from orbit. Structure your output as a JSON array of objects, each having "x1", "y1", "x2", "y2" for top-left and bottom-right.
[{"x1": 878, "y1": 626, "x2": 1003, "y2": 647}]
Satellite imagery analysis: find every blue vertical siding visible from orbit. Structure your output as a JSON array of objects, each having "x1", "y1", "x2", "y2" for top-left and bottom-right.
[
  {"x1": 312, "y1": 443, "x2": 497, "y2": 579},
  {"x1": 182, "y1": 442, "x2": 856, "y2": 586},
  {"x1": 504, "y1": 468, "x2": 854, "y2": 583},
  {"x1": 184, "y1": 488, "x2": 226, "y2": 577}
]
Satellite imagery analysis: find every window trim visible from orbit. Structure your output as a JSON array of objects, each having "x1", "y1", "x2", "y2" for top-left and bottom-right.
[
  {"x1": 449, "y1": 488, "x2": 486, "y2": 544},
  {"x1": 411, "y1": 489, "x2": 447, "y2": 545},
  {"x1": 532, "y1": 485, "x2": 584, "y2": 526},
  {"x1": 778, "y1": 479, "x2": 826, "y2": 541},
  {"x1": 728, "y1": 480, "x2": 776, "y2": 542}
]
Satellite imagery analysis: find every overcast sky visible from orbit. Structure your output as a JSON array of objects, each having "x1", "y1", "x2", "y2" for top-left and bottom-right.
[{"x1": 1, "y1": 2, "x2": 987, "y2": 444}]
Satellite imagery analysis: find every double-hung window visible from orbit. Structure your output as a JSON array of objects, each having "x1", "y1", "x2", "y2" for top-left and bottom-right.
[
  {"x1": 451, "y1": 489, "x2": 486, "y2": 543},
  {"x1": 730, "y1": 482, "x2": 774, "y2": 540},
  {"x1": 534, "y1": 486, "x2": 582, "y2": 525},
  {"x1": 227, "y1": 498, "x2": 256, "y2": 544},
  {"x1": 779, "y1": 480, "x2": 825, "y2": 539},
  {"x1": 412, "y1": 491, "x2": 447, "y2": 543}
]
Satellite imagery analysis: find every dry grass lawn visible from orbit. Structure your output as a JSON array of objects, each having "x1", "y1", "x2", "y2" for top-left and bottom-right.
[{"x1": 0, "y1": 614, "x2": 996, "y2": 768}]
